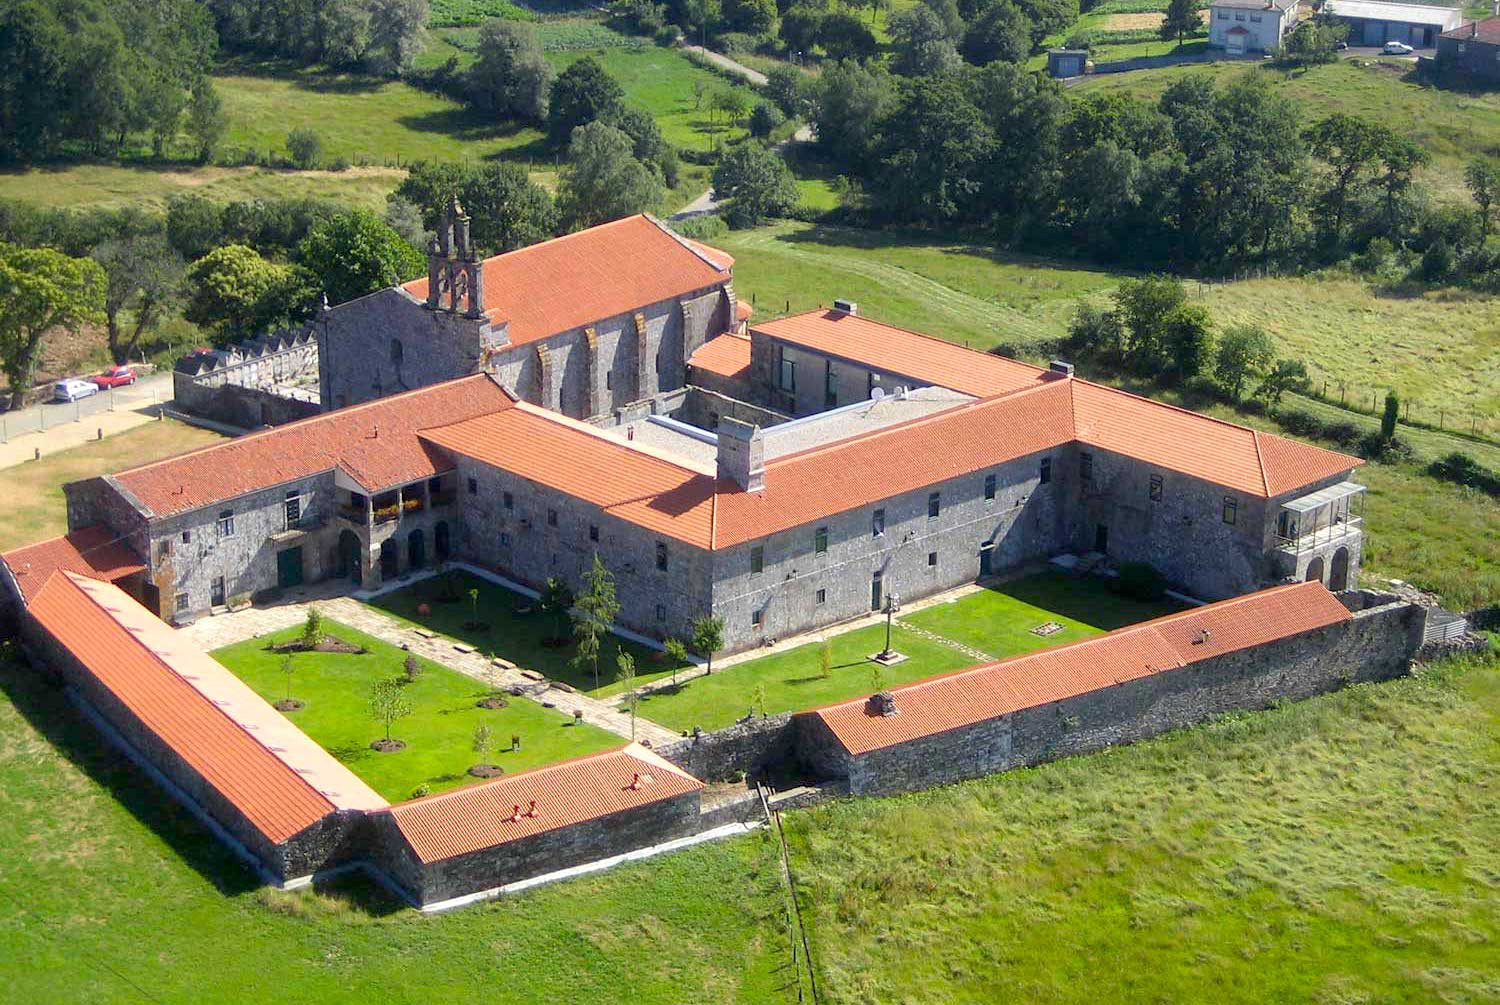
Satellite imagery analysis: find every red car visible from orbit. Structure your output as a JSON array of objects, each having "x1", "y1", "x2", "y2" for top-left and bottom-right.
[{"x1": 90, "y1": 365, "x2": 137, "y2": 389}]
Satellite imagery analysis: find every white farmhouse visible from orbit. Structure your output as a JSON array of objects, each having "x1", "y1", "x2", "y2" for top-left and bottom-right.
[{"x1": 1209, "y1": 0, "x2": 1300, "y2": 53}]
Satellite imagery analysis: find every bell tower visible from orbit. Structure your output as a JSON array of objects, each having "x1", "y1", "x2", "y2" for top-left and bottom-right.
[{"x1": 424, "y1": 196, "x2": 485, "y2": 318}]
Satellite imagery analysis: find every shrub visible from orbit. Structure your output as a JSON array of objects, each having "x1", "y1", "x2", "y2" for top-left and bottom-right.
[
  {"x1": 1065, "y1": 29, "x2": 1094, "y2": 48},
  {"x1": 286, "y1": 129, "x2": 323, "y2": 170},
  {"x1": 1324, "y1": 420, "x2": 1362, "y2": 447},
  {"x1": 748, "y1": 101, "x2": 784, "y2": 139},
  {"x1": 1114, "y1": 561, "x2": 1167, "y2": 601},
  {"x1": 670, "y1": 214, "x2": 728, "y2": 240},
  {"x1": 402, "y1": 654, "x2": 423, "y2": 683},
  {"x1": 1357, "y1": 431, "x2": 1413, "y2": 463},
  {"x1": 1428, "y1": 452, "x2": 1500, "y2": 496}
]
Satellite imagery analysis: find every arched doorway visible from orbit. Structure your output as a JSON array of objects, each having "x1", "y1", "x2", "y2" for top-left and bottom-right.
[
  {"x1": 380, "y1": 539, "x2": 399, "y2": 580},
  {"x1": 408, "y1": 528, "x2": 426, "y2": 570},
  {"x1": 337, "y1": 530, "x2": 363, "y2": 582},
  {"x1": 1329, "y1": 547, "x2": 1350, "y2": 591},
  {"x1": 434, "y1": 521, "x2": 451, "y2": 561},
  {"x1": 1306, "y1": 555, "x2": 1325, "y2": 584}
]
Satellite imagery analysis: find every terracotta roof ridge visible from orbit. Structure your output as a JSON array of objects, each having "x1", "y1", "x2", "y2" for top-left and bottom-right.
[
  {"x1": 387, "y1": 742, "x2": 637, "y2": 811},
  {"x1": 114, "y1": 373, "x2": 495, "y2": 480},
  {"x1": 757, "y1": 310, "x2": 1051, "y2": 378},
  {"x1": 765, "y1": 378, "x2": 1067, "y2": 469},
  {"x1": 56, "y1": 572, "x2": 336, "y2": 814},
  {"x1": 511, "y1": 402, "x2": 707, "y2": 475},
  {"x1": 1252, "y1": 430, "x2": 1272, "y2": 496}
]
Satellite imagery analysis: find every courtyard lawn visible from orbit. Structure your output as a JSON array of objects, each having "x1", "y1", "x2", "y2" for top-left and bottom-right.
[
  {"x1": 0, "y1": 420, "x2": 225, "y2": 552},
  {"x1": 367, "y1": 570, "x2": 690, "y2": 698},
  {"x1": 639, "y1": 572, "x2": 1178, "y2": 733},
  {"x1": 901, "y1": 571, "x2": 1185, "y2": 657},
  {"x1": 2, "y1": 638, "x2": 1496, "y2": 1003},
  {"x1": 210, "y1": 620, "x2": 619, "y2": 801}
]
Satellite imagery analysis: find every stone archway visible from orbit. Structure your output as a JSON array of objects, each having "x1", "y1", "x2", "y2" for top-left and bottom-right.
[
  {"x1": 337, "y1": 529, "x2": 363, "y2": 582},
  {"x1": 1329, "y1": 547, "x2": 1350, "y2": 591},
  {"x1": 380, "y1": 539, "x2": 399, "y2": 580},
  {"x1": 408, "y1": 528, "x2": 426, "y2": 570},
  {"x1": 434, "y1": 520, "x2": 451, "y2": 561},
  {"x1": 1306, "y1": 555, "x2": 1325, "y2": 584}
]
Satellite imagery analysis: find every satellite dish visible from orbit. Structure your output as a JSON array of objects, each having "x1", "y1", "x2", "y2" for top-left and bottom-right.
[{"x1": 870, "y1": 386, "x2": 886, "y2": 401}]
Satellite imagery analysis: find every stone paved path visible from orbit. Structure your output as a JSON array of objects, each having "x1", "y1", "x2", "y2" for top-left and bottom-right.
[{"x1": 178, "y1": 590, "x2": 681, "y2": 748}]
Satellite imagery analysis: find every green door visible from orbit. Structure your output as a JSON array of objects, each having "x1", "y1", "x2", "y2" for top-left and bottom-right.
[{"x1": 277, "y1": 547, "x2": 304, "y2": 589}]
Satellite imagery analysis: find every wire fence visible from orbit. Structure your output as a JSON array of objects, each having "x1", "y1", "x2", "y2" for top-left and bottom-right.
[{"x1": 1297, "y1": 375, "x2": 1497, "y2": 443}]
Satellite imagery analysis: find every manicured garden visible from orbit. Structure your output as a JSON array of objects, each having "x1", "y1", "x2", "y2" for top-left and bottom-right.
[
  {"x1": 210, "y1": 618, "x2": 619, "y2": 801},
  {"x1": 368, "y1": 569, "x2": 690, "y2": 698},
  {"x1": 639, "y1": 572, "x2": 1180, "y2": 732}
]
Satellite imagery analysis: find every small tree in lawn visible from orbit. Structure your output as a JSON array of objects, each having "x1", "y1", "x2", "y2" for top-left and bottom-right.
[
  {"x1": 472, "y1": 722, "x2": 494, "y2": 762},
  {"x1": 692, "y1": 615, "x2": 725, "y2": 676},
  {"x1": 819, "y1": 638, "x2": 832, "y2": 679},
  {"x1": 616, "y1": 649, "x2": 638, "y2": 740},
  {"x1": 869, "y1": 665, "x2": 886, "y2": 693},
  {"x1": 468, "y1": 587, "x2": 480, "y2": 619},
  {"x1": 369, "y1": 677, "x2": 413, "y2": 747},
  {"x1": 663, "y1": 637, "x2": 688, "y2": 688},
  {"x1": 572, "y1": 554, "x2": 620, "y2": 691},
  {"x1": 538, "y1": 577, "x2": 575, "y2": 643},
  {"x1": 751, "y1": 683, "x2": 767, "y2": 718},
  {"x1": 302, "y1": 606, "x2": 324, "y2": 649},
  {"x1": 402, "y1": 653, "x2": 423, "y2": 684},
  {"x1": 280, "y1": 655, "x2": 296, "y2": 704}
]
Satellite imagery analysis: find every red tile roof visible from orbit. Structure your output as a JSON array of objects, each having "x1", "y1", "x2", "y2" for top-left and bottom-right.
[
  {"x1": 420, "y1": 402, "x2": 718, "y2": 547},
  {"x1": 688, "y1": 331, "x2": 752, "y2": 382},
  {"x1": 27, "y1": 573, "x2": 384, "y2": 844},
  {"x1": 736, "y1": 300, "x2": 753, "y2": 322},
  {"x1": 752, "y1": 311, "x2": 1050, "y2": 397},
  {"x1": 2, "y1": 526, "x2": 144, "y2": 604},
  {"x1": 401, "y1": 215, "x2": 731, "y2": 345},
  {"x1": 1441, "y1": 16, "x2": 1500, "y2": 42},
  {"x1": 811, "y1": 581, "x2": 1352, "y2": 756},
  {"x1": 110, "y1": 375, "x2": 512, "y2": 519},
  {"x1": 381, "y1": 744, "x2": 702, "y2": 864}
]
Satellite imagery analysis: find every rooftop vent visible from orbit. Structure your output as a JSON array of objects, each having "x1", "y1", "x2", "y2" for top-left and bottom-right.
[
  {"x1": 832, "y1": 298, "x2": 858, "y2": 315},
  {"x1": 1049, "y1": 360, "x2": 1075, "y2": 377},
  {"x1": 866, "y1": 691, "x2": 899, "y2": 717}
]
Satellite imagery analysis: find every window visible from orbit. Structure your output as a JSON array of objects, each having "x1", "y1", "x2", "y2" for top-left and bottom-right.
[
  {"x1": 500, "y1": 531, "x2": 511, "y2": 546},
  {"x1": 284, "y1": 489, "x2": 302, "y2": 527},
  {"x1": 750, "y1": 545, "x2": 764, "y2": 575},
  {"x1": 928, "y1": 551, "x2": 938, "y2": 567},
  {"x1": 547, "y1": 508, "x2": 558, "y2": 528},
  {"x1": 984, "y1": 474, "x2": 997, "y2": 501},
  {"x1": 655, "y1": 604, "x2": 666, "y2": 621},
  {"x1": 777, "y1": 347, "x2": 796, "y2": 392},
  {"x1": 824, "y1": 361, "x2": 837, "y2": 409},
  {"x1": 1149, "y1": 474, "x2": 1163, "y2": 502},
  {"x1": 503, "y1": 491, "x2": 514, "y2": 510},
  {"x1": 872, "y1": 508, "x2": 886, "y2": 538},
  {"x1": 1222, "y1": 496, "x2": 1238, "y2": 525},
  {"x1": 589, "y1": 524, "x2": 599, "y2": 543},
  {"x1": 181, "y1": 529, "x2": 191, "y2": 544},
  {"x1": 605, "y1": 371, "x2": 612, "y2": 391},
  {"x1": 1040, "y1": 457, "x2": 1052, "y2": 484},
  {"x1": 175, "y1": 592, "x2": 189, "y2": 613},
  {"x1": 1217, "y1": 9, "x2": 1227, "y2": 17},
  {"x1": 390, "y1": 338, "x2": 403, "y2": 365},
  {"x1": 816, "y1": 588, "x2": 826, "y2": 605},
  {"x1": 467, "y1": 477, "x2": 478, "y2": 495},
  {"x1": 656, "y1": 541, "x2": 668, "y2": 571},
  {"x1": 157, "y1": 539, "x2": 171, "y2": 560},
  {"x1": 752, "y1": 608, "x2": 764, "y2": 628},
  {"x1": 217, "y1": 510, "x2": 235, "y2": 537},
  {"x1": 1234, "y1": 12, "x2": 1244, "y2": 20},
  {"x1": 814, "y1": 526, "x2": 828, "y2": 554},
  {"x1": 1249, "y1": 12, "x2": 1261, "y2": 20},
  {"x1": 928, "y1": 492, "x2": 941, "y2": 519},
  {"x1": 1080, "y1": 453, "x2": 1093, "y2": 482}
]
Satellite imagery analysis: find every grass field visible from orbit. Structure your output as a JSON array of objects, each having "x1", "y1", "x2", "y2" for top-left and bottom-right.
[
  {"x1": 1074, "y1": 57, "x2": 1500, "y2": 203},
  {"x1": 0, "y1": 47, "x2": 754, "y2": 213},
  {"x1": 0, "y1": 420, "x2": 224, "y2": 552},
  {"x1": 638, "y1": 573, "x2": 1179, "y2": 732},
  {"x1": 368, "y1": 570, "x2": 689, "y2": 697},
  {"x1": 1, "y1": 634, "x2": 1495, "y2": 1002},
  {"x1": 209, "y1": 620, "x2": 619, "y2": 801}
]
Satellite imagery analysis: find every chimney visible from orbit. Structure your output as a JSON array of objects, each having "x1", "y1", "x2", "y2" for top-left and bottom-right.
[
  {"x1": 1048, "y1": 360, "x2": 1075, "y2": 377},
  {"x1": 716, "y1": 417, "x2": 765, "y2": 492},
  {"x1": 832, "y1": 298, "x2": 858, "y2": 315}
]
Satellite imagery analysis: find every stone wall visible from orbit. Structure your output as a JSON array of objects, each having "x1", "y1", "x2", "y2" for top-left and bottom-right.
[
  {"x1": 657, "y1": 712, "x2": 801, "y2": 782},
  {"x1": 826, "y1": 599, "x2": 1424, "y2": 797},
  {"x1": 367, "y1": 792, "x2": 702, "y2": 906},
  {"x1": 675, "y1": 386, "x2": 790, "y2": 431},
  {"x1": 174, "y1": 330, "x2": 322, "y2": 429},
  {"x1": 15, "y1": 612, "x2": 363, "y2": 882}
]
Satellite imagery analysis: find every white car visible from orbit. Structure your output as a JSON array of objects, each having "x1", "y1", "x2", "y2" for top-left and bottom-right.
[
  {"x1": 1382, "y1": 40, "x2": 1414, "y2": 54},
  {"x1": 53, "y1": 378, "x2": 100, "y2": 403}
]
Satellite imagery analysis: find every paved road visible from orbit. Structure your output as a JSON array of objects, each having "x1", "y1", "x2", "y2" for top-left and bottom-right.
[{"x1": 680, "y1": 43, "x2": 769, "y2": 86}]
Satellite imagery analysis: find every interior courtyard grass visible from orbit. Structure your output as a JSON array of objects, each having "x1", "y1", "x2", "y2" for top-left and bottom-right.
[
  {"x1": 639, "y1": 572, "x2": 1181, "y2": 733},
  {"x1": 367, "y1": 569, "x2": 689, "y2": 698},
  {"x1": 1, "y1": 638, "x2": 1495, "y2": 1003},
  {"x1": 209, "y1": 620, "x2": 619, "y2": 801}
]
